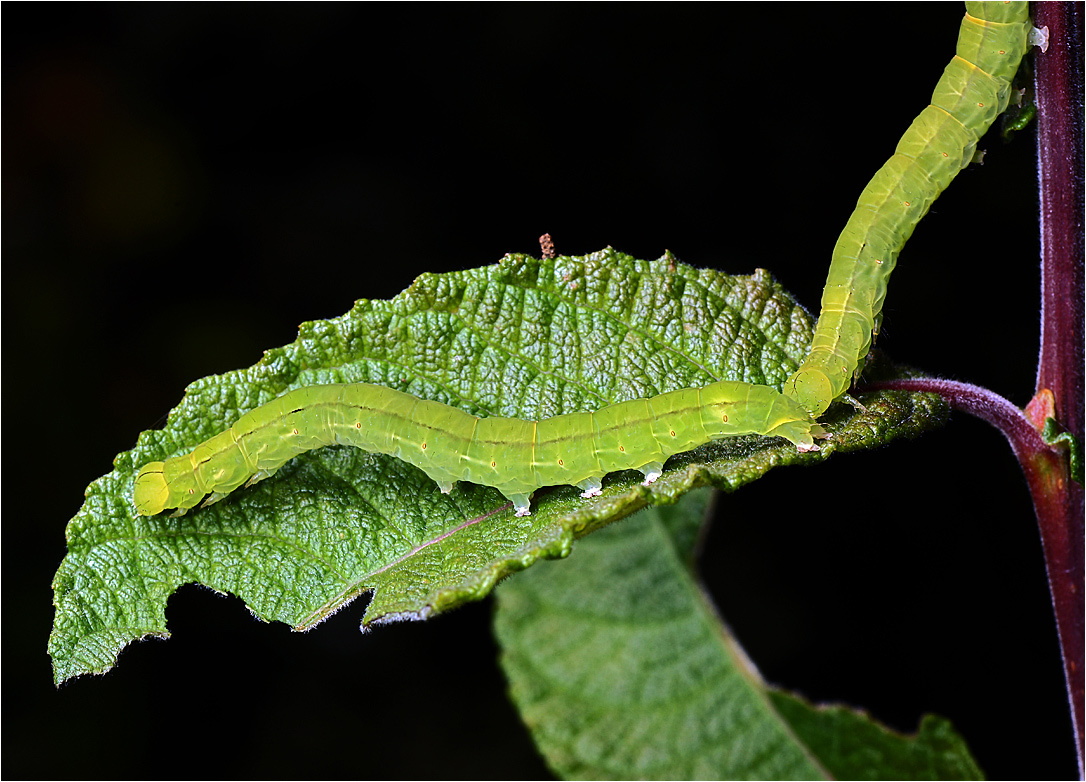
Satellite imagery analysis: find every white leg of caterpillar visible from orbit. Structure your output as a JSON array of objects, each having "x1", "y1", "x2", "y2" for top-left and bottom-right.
[
  {"x1": 1030, "y1": 25, "x2": 1049, "y2": 52},
  {"x1": 639, "y1": 461, "x2": 664, "y2": 486},
  {"x1": 436, "y1": 480, "x2": 455, "y2": 494},
  {"x1": 508, "y1": 493, "x2": 532, "y2": 517},
  {"x1": 577, "y1": 478, "x2": 603, "y2": 498},
  {"x1": 201, "y1": 491, "x2": 228, "y2": 508},
  {"x1": 795, "y1": 441, "x2": 820, "y2": 453},
  {"x1": 841, "y1": 393, "x2": 868, "y2": 414},
  {"x1": 244, "y1": 468, "x2": 279, "y2": 488},
  {"x1": 852, "y1": 359, "x2": 870, "y2": 388}
]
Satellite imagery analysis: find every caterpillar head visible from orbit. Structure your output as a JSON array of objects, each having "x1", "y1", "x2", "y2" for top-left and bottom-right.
[
  {"x1": 133, "y1": 462, "x2": 170, "y2": 515},
  {"x1": 784, "y1": 368, "x2": 834, "y2": 418}
]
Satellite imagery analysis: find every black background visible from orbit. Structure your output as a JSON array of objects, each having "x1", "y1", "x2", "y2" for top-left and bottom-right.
[{"x1": 5, "y1": 3, "x2": 1075, "y2": 779}]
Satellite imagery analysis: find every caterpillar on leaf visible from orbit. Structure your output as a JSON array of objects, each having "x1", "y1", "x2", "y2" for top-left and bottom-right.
[
  {"x1": 134, "y1": 2, "x2": 1040, "y2": 518},
  {"x1": 134, "y1": 381, "x2": 824, "y2": 517}
]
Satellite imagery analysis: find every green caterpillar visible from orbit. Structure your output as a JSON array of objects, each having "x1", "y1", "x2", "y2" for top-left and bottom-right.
[
  {"x1": 134, "y1": 2, "x2": 1039, "y2": 518},
  {"x1": 134, "y1": 381, "x2": 824, "y2": 517},
  {"x1": 784, "y1": 1, "x2": 1035, "y2": 416}
]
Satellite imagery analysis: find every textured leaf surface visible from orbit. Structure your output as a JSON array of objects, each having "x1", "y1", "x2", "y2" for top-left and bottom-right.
[
  {"x1": 494, "y1": 489, "x2": 982, "y2": 780},
  {"x1": 50, "y1": 249, "x2": 948, "y2": 684}
]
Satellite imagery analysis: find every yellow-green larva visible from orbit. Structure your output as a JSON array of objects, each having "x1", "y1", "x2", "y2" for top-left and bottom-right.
[
  {"x1": 784, "y1": 1, "x2": 1035, "y2": 416},
  {"x1": 134, "y1": 3, "x2": 1038, "y2": 519},
  {"x1": 133, "y1": 381, "x2": 824, "y2": 517}
]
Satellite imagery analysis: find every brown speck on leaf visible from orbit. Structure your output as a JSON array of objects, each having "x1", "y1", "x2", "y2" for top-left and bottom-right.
[
  {"x1": 539, "y1": 233, "x2": 555, "y2": 259},
  {"x1": 664, "y1": 250, "x2": 677, "y2": 273}
]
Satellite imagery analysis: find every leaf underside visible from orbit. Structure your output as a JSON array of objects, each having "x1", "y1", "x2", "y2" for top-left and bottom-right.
[
  {"x1": 50, "y1": 249, "x2": 948, "y2": 685},
  {"x1": 494, "y1": 490, "x2": 982, "y2": 780}
]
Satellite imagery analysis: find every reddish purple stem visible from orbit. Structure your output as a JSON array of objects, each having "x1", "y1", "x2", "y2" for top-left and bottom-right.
[
  {"x1": 1032, "y1": 2, "x2": 1085, "y2": 775},
  {"x1": 862, "y1": 377, "x2": 1082, "y2": 772},
  {"x1": 1034, "y1": 2, "x2": 1085, "y2": 440}
]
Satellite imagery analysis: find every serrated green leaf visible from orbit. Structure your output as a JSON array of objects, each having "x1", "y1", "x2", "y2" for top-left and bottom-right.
[
  {"x1": 494, "y1": 489, "x2": 982, "y2": 780},
  {"x1": 50, "y1": 249, "x2": 949, "y2": 685}
]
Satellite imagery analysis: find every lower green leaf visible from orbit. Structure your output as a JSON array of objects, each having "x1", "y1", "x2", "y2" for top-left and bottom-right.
[
  {"x1": 494, "y1": 489, "x2": 982, "y2": 780},
  {"x1": 768, "y1": 692, "x2": 983, "y2": 780}
]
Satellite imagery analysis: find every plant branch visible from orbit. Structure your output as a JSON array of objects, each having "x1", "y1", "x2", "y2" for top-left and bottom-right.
[
  {"x1": 860, "y1": 374, "x2": 1083, "y2": 776},
  {"x1": 1032, "y1": 1, "x2": 1086, "y2": 776},
  {"x1": 1033, "y1": 3, "x2": 1085, "y2": 438}
]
